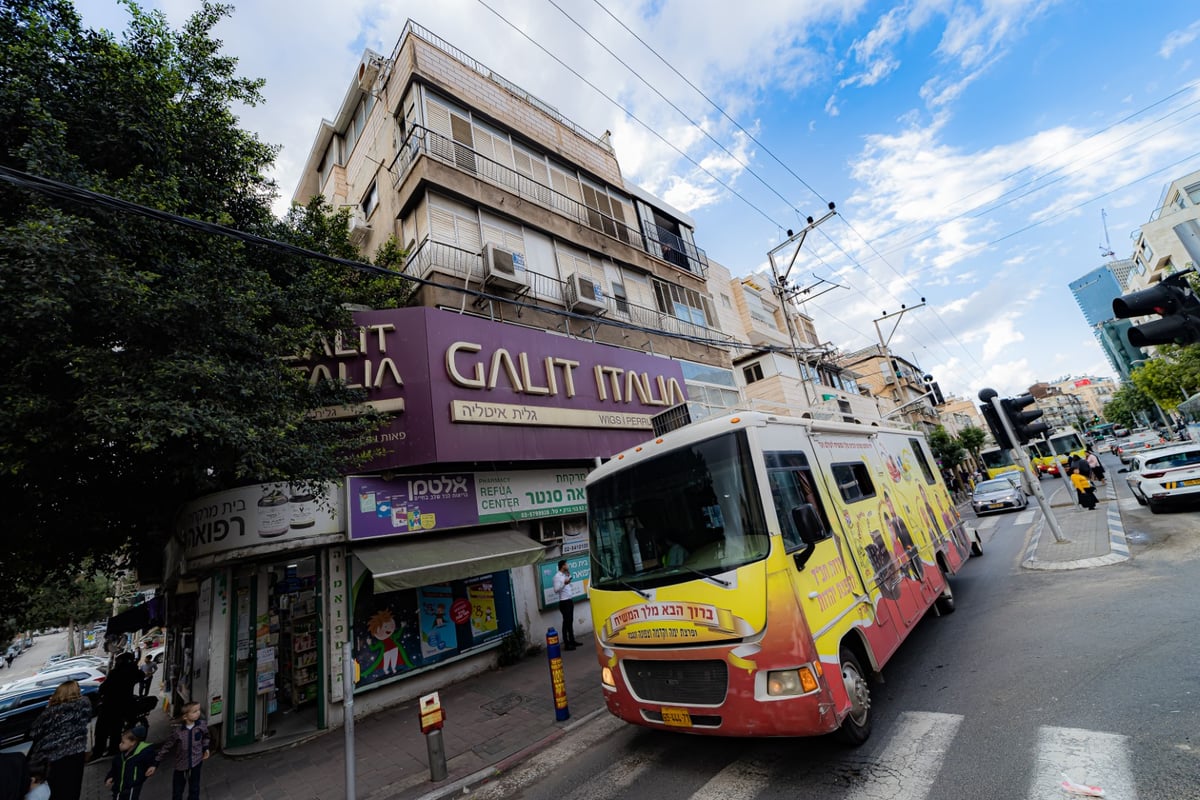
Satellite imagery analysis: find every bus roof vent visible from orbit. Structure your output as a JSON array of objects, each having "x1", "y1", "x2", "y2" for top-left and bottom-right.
[{"x1": 652, "y1": 404, "x2": 692, "y2": 437}]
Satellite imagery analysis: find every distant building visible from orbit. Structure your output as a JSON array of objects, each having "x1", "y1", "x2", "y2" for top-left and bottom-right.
[
  {"x1": 1096, "y1": 319, "x2": 1147, "y2": 382},
  {"x1": 837, "y1": 345, "x2": 939, "y2": 432},
  {"x1": 1069, "y1": 265, "x2": 1123, "y2": 328}
]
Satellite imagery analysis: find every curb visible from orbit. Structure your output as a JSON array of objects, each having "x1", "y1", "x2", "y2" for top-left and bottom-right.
[
  {"x1": 410, "y1": 706, "x2": 608, "y2": 800},
  {"x1": 1022, "y1": 482, "x2": 1131, "y2": 571}
]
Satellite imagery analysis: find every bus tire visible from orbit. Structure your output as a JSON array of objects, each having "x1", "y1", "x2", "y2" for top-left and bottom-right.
[
  {"x1": 834, "y1": 649, "x2": 872, "y2": 746},
  {"x1": 935, "y1": 565, "x2": 956, "y2": 615},
  {"x1": 970, "y1": 531, "x2": 984, "y2": 557}
]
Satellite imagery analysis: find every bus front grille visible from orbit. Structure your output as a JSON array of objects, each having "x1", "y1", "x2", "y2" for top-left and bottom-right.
[{"x1": 623, "y1": 659, "x2": 728, "y2": 705}]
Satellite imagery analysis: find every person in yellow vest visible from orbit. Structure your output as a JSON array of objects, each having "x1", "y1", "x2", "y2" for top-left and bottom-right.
[{"x1": 1070, "y1": 468, "x2": 1097, "y2": 510}]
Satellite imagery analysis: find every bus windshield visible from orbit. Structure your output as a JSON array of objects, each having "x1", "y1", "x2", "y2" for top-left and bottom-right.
[
  {"x1": 1049, "y1": 431, "x2": 1084, "y2": 456},
  {"x1": 981, "y1": 448, "x2": 1015, "y2": 470},
  {"x1": 588, "y1": 430, "x2": 771, "y2": 590},
  {"x1": 1026, "y1": 440, "x2": 1051, "y2": 459}
]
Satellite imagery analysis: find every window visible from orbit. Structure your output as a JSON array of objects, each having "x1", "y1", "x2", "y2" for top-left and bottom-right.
[
  {"x1": 1174, "y1": 192, "x2": 1187, "y2": 211},
  {"x1": 908, "y1": 438, "x2": 936, "y2": 484},
  {"x1": 653, "y1": 279, "x2": 714, "y2": 328},
  {"x1": 721, "y1": 293, "x2": 732, "y2": 308},
  {"x1": 765, "y1": 452, "x2": 832, "y2": 552},
  {"x1": 362, "y1": 180, "x2": 379, "y2": 218},
  {"x1": 831, "y1": 462, "x2": 876, "y2": 503},
  {"x1": 743, "y1": 362, "x2": 765, "y2": 384},
  {"x1": 611, "y1": 282, "x2": 629, "y2": 314},
  {"x1": 1188, "y1": 183, "x2": 1200, "y2": 205},
  {"x1": 743, "y1": 289, "x2": 774, "y2": 325}
]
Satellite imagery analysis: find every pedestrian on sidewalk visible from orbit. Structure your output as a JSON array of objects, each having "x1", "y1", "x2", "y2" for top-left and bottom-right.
[
  {"x1": 149, "y1": 701, "x2": 210, "y2": 800},
  {"x1": 1086, "y1": 448, "x2": 1105, "y2": 483},
  {"x1": 27, "y1": 680, "x2": 92, "y2": 800},
  {"x1": 553, "y1": 560, "x2": 580, "y2": 651},
  {"x1": 1070, "y1": 468, "x2": 1098, "y2": 510},
  {"x1": 104, "y1": 725, "x2": 155, "y2": 800}
]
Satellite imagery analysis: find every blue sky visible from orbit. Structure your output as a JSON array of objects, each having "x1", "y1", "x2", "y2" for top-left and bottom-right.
[{"x1": 72, "y1": 0, "x2": 1200, "y2": 401}]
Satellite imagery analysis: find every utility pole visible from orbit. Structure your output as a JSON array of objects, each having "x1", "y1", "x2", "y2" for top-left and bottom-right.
[{"x1": 766, "y1": 204, "x2": 837, "y2": 406}]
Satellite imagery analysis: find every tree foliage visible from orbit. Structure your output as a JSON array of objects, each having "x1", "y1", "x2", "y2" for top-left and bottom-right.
[
  {"x1": 1103, "y1": 382, "x2": 1158, "y2": 428},
  {"x1": 0, "y1": 1, "x2": 410, "y2": 620},
  {"x1": 956, "y1": 426, "x2": 987, "y2": 463},
  {"x1": 1129, "y1": 346, "x2": 1200, "y2": 413},
  {"x1": 927, "y1": 426, "x2": 965, "y2": 471}
]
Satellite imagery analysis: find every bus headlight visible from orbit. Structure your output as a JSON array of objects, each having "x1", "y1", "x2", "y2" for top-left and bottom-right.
[
  {"x1": 601, "y1": 666, "x2": 616, "y2": 690},
  {"x1": 767, "y1": 665, "x2": 820, "y2": 696}
]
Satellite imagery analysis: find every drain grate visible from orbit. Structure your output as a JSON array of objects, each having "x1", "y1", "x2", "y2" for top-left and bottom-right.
[{"x1": 482, "y1": 691, "x2": 526, "y2": 716}]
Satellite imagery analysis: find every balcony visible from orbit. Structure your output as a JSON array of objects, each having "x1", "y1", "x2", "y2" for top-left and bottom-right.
[
  {"x1": 389, "y1": 126, "x2": 708, "y2": 279},
  {"x1": 403, "y1": 239, "x2": 733, "y2": 343}
]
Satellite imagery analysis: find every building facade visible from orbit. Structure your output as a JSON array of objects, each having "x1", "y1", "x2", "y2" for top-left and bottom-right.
[
  {"x1": 164, "y1": 21, "x2": 749, "y2": 752},
  {"x1": 1126, "y1": 169, "x2": 1200, "y2": 292},
  {"x1": 837, "y1": 345, "x2": 939, "y2": 431}
]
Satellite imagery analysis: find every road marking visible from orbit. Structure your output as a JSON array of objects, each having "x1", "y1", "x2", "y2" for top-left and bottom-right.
[
  {"x1": 840, "y1": 711, "x2": 963, "y2": 800},
  {"x1": 688, "y1": 756, "x2": 774, "y2": 800},
  {"x1": 1118, "y1": 498, "x2": 1142, "y2": 512},
  {"x1": 1029, "y1": 726, "x2": 1136, "y2": 800},
  {"x1": 1013, "y1": 510, "x2": 1036, "y2": 526},
  {"x1": 975, "y1": 517, "x2": 999, "y2": 529}
]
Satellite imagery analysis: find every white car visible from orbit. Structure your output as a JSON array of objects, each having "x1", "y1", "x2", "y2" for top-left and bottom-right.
[
  {"x1": 0, "y1": 665, "x2": 106, "y2": 694},
  {"x1": 1114, "y1": 431, "x2": 1166, "y2": 464},
  {"x1": 1123, "y1": 444, "x2": 1200, "y2": 513},
  {"x1": 38, "y1": 656, "x2": 108, "y2": 674}
]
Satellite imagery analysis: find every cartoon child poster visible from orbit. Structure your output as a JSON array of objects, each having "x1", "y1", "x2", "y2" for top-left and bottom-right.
[
  {"x1": 418, "y1": 585, "x2": 457, "y2": 658},
  {"x1": 467, "y1": 579, "x2": 498, "y2": 638},
  {"x1": 363, "y1": 608, "x2": 414, "y2": 680}
]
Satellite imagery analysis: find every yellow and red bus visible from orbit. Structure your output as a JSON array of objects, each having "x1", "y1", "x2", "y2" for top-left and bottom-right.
[{"x1": 586, "y1": 412, "x2": 981, "y2": 743}]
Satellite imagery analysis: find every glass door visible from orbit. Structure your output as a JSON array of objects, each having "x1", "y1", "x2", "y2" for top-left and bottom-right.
[{"x1": 226, "y1": 572, "x2": 257, "y2": 748}]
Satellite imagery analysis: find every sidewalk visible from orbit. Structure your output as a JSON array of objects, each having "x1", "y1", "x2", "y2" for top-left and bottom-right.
[
  {"x1": 81, "y1": 645, "x2": 607, "y2": 800},
  {"x1": 1020, "y1": 476, "x2": 1132, "y2": 571}
]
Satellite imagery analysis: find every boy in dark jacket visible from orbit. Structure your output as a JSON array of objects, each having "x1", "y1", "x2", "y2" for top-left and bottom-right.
[
  {"x1": 105, "y1": 725, "x2": 156, "y2": 800},
  {"x1": 149, "y1": 702, "x2": 210, "y2": 800}
]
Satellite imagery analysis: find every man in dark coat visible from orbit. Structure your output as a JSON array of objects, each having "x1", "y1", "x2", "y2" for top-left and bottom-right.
[{"x1": 93, "y1": 653, "x2": 143, "y2": 758}]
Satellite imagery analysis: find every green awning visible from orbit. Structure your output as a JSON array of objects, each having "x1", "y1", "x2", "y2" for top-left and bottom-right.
[{"x1": 354, "y1": 529, "x2": 547, "y2": 592}]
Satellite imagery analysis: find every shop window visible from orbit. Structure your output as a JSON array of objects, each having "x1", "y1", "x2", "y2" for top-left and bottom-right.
[{"x1": 349, "y1": 568, "x2": 516, "y2": 692}]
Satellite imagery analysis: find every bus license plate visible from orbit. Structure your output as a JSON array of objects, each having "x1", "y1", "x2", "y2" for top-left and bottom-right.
[{"x1": 660, "y1": 707, "x2": 692, "y2": 727}]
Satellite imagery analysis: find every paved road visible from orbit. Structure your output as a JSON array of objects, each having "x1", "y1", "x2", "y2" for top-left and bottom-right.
[
  {"x1": 463, "y1": 497, "x2": 1198, "y2": 800},
  {"x1": 0, "y1": 630, "x2": 77, "y2": 688}
]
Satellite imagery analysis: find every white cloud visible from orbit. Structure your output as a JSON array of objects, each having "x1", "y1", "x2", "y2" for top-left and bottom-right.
[{"x1": 1160, "y1": 19, "x2": 1200, "y2": 59}]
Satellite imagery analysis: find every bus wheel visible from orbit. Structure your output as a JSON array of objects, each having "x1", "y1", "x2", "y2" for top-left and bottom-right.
[
  {"x1": 971, "y1": 531, "x2": 984, "y2": 557},
  {"x1": 935, "y1": 566, "x2": 956, "y2": 615},
  {"x1": 835, "y1": 649, "x2": 872, "y2": 746}
]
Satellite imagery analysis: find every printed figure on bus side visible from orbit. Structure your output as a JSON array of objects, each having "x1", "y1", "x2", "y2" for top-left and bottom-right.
[{"x1": 880, "y1": 492, "x2": 923, "y2": 581}]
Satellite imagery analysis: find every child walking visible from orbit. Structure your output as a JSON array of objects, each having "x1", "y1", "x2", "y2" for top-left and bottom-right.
[
  {"x1": 105, "y1": 726, "x2": 156, "y2": 800},
  {"x1": 150, "y1": 702, "x2": 210, "y2": 800}
]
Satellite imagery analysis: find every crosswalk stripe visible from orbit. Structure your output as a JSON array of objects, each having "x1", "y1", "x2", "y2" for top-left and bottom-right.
[
  {"x1": 841, "y1": 711, "x2": 962, "y2": 800},
  {"x1": 1030, "y1": 726, "x2": 1136, "y2": 800},
  {"x1": 975, "y1": 516, "x2": 999, "y2": 529},
  {"x1": 688, "y1": 756, "x2": 773, "y2": 800},
  {"x1": 1013, "y1": 509, "x2": 1036, "y2": 525}
]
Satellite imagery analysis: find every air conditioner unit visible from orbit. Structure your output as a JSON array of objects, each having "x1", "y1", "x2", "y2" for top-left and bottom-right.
[
  {"x1": 348, "y1": 206, "x2": 372, "y2": 246},
  {"x1": 357, "y1": 51, "x2": 385, "y2": 93},
  {"x1": 565, "y1": 273, "x2": 607, "y2": 314},
  {"x1": 483, "y1": 243, "x2": 527, "y2": 290},
  {"x1": 537, "y1": 518, "x2": 564, "y2": 543}
]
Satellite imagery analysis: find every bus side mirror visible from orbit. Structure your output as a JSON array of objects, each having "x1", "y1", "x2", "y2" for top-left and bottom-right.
[{"x1": 788, "y1": 504, "x2": 828, "y2": 570}]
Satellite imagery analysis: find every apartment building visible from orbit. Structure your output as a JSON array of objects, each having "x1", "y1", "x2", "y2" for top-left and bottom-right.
[
  {"x1": 838, "y1": 345, "x2": 939, "y2": 431},
  {"x1": 1125, "y1": 169, "x2": 1200, "y2": 292}
]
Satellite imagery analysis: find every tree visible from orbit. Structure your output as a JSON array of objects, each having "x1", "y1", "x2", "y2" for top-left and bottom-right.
[
  {"x1": 928, "y1": 426, "x2": 965, "y2": 472},
  {"x1": 956, "y1": 426, "x2": 987, "y2": 464},
  {"x1": 0, "y1": 2, "x2": 406, "y2": 621},
  {"x1": 1130, "y1": 346, "x2": 1200, "y2": 413},
  {"x1": 1104, "y1": 382, "x2": 1157, "y2": 429}
]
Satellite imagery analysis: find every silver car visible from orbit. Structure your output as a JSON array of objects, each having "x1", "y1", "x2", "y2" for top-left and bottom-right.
[{"x1": 972, "y1": 476, "x2": 1029, "y2": 515}]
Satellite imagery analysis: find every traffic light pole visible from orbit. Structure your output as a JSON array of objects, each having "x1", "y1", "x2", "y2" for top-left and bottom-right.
[{"x1": 990, "y1": 396, "x2": 1068, "y2": 544}]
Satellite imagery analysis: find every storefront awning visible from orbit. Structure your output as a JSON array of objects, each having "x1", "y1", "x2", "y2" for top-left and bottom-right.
[
  {"x1": 354, "y1": 529, "x2": 547, "y2": 593},
  {"x1": 105, "y1": 597, "x2": 165, "y2": 637}
]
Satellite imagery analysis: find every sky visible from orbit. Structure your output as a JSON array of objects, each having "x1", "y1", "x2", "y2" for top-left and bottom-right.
[{"x1": 71, "y1": 0, "x2": 1200, "y2": 402}]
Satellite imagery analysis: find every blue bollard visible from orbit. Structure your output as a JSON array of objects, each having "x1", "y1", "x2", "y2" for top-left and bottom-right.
[{"x1": 546, "y1": 627, "x2": 570, "y2": 721}]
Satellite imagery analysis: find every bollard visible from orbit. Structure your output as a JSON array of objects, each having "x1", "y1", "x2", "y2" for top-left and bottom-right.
[
  {"x1": 344, "y1": 651, "x2": 356, "y2": 800},
  {"x1": 546, "y1": 628, "x2": 570, "y2": 722},
  {"x1": 419, "y1": 692, "x2": 447, "y2": 782}
]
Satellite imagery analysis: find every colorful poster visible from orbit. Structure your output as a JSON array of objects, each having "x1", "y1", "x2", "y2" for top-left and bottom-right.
[
  {"x1": 418, "y1": 585, "x2": 457, "y2": 658},
  {"x1": 467, "y1": 580, "x2": 498, "y2": 637},
  {"x1": 349, "y1": 475, "x2": 477, "y2": 539},
  {"x1": 537, "y1": 554, "x2": 591, "y2": 609}
]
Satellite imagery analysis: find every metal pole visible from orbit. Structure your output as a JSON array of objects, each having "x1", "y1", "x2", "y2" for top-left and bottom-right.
[
  {"x1": 344, "y1": 650, "x2": 356, "y2": 799},
  {"x1": 991, "y1": 397, "x2": 1069, "y2": 543}
]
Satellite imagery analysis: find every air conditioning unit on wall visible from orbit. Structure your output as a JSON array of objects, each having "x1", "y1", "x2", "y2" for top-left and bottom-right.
[
  {"x1": 348, "y1": 206, "x2": 372, "y2": 246},
  {"x1": 565, "y1": 273, "x2": 607, "y2": 314},
  {"x1": 483, "y1": 243, "x2": 527, "y2": 290},
  {"x1": 357, "y1": 51, "x2": 385, "y2": 93}
]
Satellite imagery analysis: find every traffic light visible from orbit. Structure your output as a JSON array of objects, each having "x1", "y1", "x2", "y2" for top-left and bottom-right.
[
  {"x1": 1002, "y1": 393, "x2": 1050, "y2": 445},
  {"x1": 1112, "y1": 269, "x2": 1200, "y2": 347},
  {"x1": 977, "y1": 389, "x2": 1013, "y2": 450}
]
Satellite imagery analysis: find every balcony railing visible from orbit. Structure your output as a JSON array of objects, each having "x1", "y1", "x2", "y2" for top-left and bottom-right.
[
  {"x1": 403, "y1": 239, "x2": 733, "y2": 343},
  {"x1": 390, "y1": 125, "x2": 709, "y2": 279}
]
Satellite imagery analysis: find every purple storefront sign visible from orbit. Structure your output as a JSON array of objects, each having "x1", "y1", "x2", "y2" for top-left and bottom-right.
[
  {"x1": 298, "y1": 307, "x2": 688, "y2": 470},
  {"x1": 350, "y1": 474, "x2": 478, "y2": 540}
]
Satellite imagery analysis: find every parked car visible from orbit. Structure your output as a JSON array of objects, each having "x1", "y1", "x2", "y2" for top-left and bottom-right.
[
  {"x1": 1114, "y1": 431, "x2": 1166, "y2": 463},
  {"x1": 0, "y1": 681, "x2": 100, "y2": 747},
  {"x1": 972, "y1": 476, "x2": 1029, "y2": 515},
  {"x1": 1, "y1": 666, "x2": 106, "y2": 694},
  {"x1": 38, "y1": 656, "x2": 107, "y2": 674},
  {"x1": 1121, "y1": 444, "x2": 1200, "y2": 513},
  {"x1": 1113, "y1": 425, "x2": 1130, "y2": 437}
]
